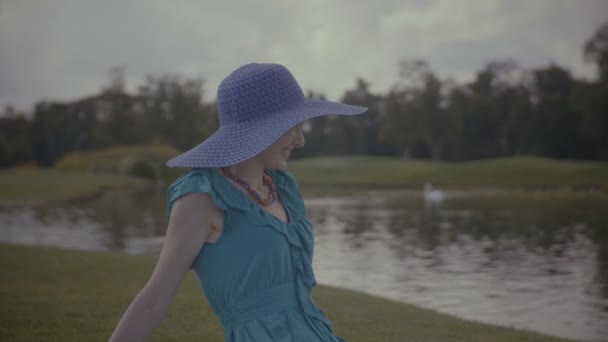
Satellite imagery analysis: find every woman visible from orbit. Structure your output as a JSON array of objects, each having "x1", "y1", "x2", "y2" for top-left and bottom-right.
[{"x1": 109, "y1": 63, "x2": 367, "y2": 341}]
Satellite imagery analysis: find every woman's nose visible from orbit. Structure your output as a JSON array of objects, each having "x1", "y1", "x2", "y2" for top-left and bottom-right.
[{"x1": 293, "y1": 126, "x2": 305, "y2": 148}]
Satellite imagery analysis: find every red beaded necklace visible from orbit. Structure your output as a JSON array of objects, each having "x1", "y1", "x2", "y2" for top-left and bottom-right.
[{"x1": 220, "y1": 167, "x2": 277, "y2": 206}]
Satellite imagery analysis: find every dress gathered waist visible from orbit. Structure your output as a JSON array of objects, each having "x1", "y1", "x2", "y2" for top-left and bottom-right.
[{"x1": 219, "y1": 281, "x2": 298, "y2": 330}]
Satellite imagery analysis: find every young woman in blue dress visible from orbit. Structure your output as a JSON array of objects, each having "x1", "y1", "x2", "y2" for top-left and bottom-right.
[{"x1": 109, "y1": 63, "x2": 367, "y2": 341}]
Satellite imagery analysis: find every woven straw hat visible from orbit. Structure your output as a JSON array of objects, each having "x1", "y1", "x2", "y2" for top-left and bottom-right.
[{"x1": 166, "y1": 63, "x2": 368, "y2": 168}]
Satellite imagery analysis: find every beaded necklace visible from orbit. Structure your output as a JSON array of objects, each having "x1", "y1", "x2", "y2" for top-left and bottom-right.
[{"x1": 220, "y1": 167, "x2": 277, "y2": 206}]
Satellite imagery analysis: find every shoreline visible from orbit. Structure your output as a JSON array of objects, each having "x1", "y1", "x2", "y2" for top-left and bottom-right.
[{"x1": 0, "y1": 242, "x2": 575, "y2": 342}]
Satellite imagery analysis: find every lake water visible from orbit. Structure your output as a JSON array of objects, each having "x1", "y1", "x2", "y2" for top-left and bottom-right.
[{"x1": 1, "y1": 186, "x2": 607, "y2": 341}]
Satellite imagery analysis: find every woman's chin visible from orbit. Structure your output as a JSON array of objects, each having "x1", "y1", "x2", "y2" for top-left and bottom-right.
[{"x1": 266, "y1": 161, "x2": 288, "y2": 170}]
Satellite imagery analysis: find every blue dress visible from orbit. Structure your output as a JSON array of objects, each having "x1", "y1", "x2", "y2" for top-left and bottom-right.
[{"x1": 167, "y1": 168, "x2": 346, "y2": 342}]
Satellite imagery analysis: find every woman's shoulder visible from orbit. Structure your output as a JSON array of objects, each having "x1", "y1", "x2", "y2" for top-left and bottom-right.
[
  {"x1": 167, "y1": 168, "x2": 228, "y2": 214},
  {"x1": 166, "y1": 170, "x2": 224, "y2": 242},
  {"x1": 168, "y1": 168, "x2": 213, "y2": 193}
]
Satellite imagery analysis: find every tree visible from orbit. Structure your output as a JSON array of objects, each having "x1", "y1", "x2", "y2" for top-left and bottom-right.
[
  {"x1": 379, "y1": 60, "x2": 456, "y2": 160},
  {"x1": 455, "y1": 60, "x2": 531, "y2": 159},
  {"x1": 137, "y1": 74, "x2": 216, "y2": 151},
  {"x1": 0, "y1": 106, "x2": 32, "y2": 167},
  {"x1": 339, "y1": 78, "x2": 391, "y2": 155},
  {"x1": 584, "y1": 22, "x2": 608, "y2": 83},
  {"x1": 574, "y1": 21, "x2": 608, "y2": 159},
  {"x1": 30, "y1": 102, "x2": 81, "y2": 166},
  {"x1": 529, "y1": 65, "x2": 585, "y2": 158}
]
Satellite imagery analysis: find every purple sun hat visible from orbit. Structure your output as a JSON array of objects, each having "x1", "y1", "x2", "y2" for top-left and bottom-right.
[{"x1": 166, "y1": 63, "x2": 368, "y2": 168}]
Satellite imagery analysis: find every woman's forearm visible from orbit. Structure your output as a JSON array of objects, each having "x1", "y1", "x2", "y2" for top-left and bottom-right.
[{"x1": 109, "y1": 286, "x2": 171, "y2": 342}]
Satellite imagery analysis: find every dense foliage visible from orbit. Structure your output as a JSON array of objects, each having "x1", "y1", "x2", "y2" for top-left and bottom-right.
[{"x1": 1, "y1": 23, "x2": 607, "y2": 167}]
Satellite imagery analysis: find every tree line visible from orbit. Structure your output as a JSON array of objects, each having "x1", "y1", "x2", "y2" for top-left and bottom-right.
[{"x1": 1, "y1": 23, "x2": 606, "y2": 168}]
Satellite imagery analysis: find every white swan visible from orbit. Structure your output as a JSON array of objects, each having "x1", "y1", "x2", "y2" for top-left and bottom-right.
[{"x1": 424, "y1": 183, "x2": 446, "y2": 202}]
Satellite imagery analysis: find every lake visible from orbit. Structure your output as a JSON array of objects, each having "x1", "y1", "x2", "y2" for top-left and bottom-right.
[{"x1": 1, "y1": 186, "x2": 606, "y2": 341}]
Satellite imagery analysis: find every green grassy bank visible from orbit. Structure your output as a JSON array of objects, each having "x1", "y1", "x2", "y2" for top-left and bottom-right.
[
  {"x1": 0, "y1": 168, "x2": 145, "y2": 202},
  {"x1": 2, "y1": 156, "x2": 607, "y2": 202},
  {"x1": 0, "y1": 243, "x2": 572, "y2": 342},
  {"x1": 289, "y1": 156, "x2": 608, "y2": 191}
]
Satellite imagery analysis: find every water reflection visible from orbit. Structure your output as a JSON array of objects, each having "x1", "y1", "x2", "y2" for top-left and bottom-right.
[
  {"x1": 0, "y1": 188, "x2": 607, "y2": 340},
  {"x1": 0, "y1": 186, "x2": 168, "y2": 254},
  {"x1": 88, "y1": 186, "x2": 167, "y2": 251},
  {"x1": 338, "y1": 202, "x2": 377, "y2": 249},
  {"x1": 307, "y1": 194, "x2": 608, "y2": 341}
]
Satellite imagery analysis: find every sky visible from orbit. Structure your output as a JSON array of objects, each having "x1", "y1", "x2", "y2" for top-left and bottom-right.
[{"x1": 0, "y1": 0, "x2": 607, "y2": 113}]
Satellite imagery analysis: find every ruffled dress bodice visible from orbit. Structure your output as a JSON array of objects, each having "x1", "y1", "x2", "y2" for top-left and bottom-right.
[{"x1": 167, "y1": 168, "x2": 345, "y2": 342}]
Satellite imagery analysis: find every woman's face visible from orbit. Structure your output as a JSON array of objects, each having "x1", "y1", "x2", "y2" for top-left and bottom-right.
[{"x1": 259, "y1": 123, "x2": 305, "y2": 170}]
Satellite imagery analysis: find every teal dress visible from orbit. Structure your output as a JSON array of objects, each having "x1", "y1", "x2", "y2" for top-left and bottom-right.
[{"x1": 167, "y1": 168, "x2": 345, "y2": 342}]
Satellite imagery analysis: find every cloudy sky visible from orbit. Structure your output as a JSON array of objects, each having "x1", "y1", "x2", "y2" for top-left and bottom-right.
[{"x1": 0, "y1": 0, "x2": 606, "y2": 112}]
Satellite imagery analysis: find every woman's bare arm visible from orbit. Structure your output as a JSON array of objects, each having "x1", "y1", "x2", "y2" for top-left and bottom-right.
[{"x1": 109, "y1": 193, "x2": 218, "y2": 342}]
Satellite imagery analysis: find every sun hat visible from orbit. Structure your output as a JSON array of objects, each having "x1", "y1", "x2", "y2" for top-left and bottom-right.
[{"x1": 166, "y1": 63, "x2": 368, "y2": 168}]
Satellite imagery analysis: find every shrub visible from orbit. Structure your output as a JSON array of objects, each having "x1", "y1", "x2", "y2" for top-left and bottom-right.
[
  {"x1": 128, "y1": 159, "x2": 158, "y2": 179},
  {"x1": 53, "y1": 144, "x2": 181, "y2": 180}
]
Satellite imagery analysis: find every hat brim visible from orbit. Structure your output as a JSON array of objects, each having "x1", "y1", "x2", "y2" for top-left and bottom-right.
[{"x1": 166, "y1": 98, "x2": 368, "y2": 168}]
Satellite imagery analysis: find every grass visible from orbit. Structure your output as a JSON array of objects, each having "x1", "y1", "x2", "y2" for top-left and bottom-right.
[
  {"x1": 0, "y1": 243, "x2": 574, "y2": 342},
  {"x1": 2, "y1": 155, "x2": 607, "y2": 203},
  {"x1": 288, "y1": 156, "x2": 608, "y2": 192},
  {"x1": 0, "y1": 168, "x2": 146, "y2": 202}
]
